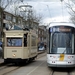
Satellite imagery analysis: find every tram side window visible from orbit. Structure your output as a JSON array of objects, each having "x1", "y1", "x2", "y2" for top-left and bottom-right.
[
  {"x1": 31, "y1": 35, "x2": 36, "y2": 46},
  {"x1": 7, "y1": 38, "x2": 22, "y2": 47},
  {"x1": 24, "y1": 34, "x2": 27, "y2": 47}
]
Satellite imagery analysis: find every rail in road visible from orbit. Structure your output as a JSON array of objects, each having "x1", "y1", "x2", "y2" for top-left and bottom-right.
[
  {"x1": 0, "y1": 52, "x2": 46, "y2": 75},
  {"x1": 0, "y1": 52, "x2": 75, "y2": 75},
  {"x1": 0, "y1": 51, "x2": 46, "y2": 64},
  {"x1": 49, "y1": 67, "x2": 75, "y2": 75}
]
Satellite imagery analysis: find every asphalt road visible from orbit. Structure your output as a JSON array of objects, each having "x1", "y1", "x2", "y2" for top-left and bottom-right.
[
  {"x1": 2, "y1": 53, "x2": 51, "y2": 75},
  {"x1": 0, "y1": 52, "x2": 75, "y2": 75}
]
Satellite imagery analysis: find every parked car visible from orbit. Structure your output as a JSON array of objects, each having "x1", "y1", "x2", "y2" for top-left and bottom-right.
[
  {"x1": 0, "y1": 41, "x2": 2, "y2": 57},
  {"x1": 0, "y1": 46, "x2": 2, "y2": 57},
  {"x1": 38, "y1": 46, "x2": 45, "y2": 51}
]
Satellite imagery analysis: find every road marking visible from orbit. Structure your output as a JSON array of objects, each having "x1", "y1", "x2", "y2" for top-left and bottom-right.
[
  {"x1": 26, "y1": 61, "x2": 45, "y2": 75},
  {"x1": 59, "y1": 54, "x2": 64, "y2": 61}
]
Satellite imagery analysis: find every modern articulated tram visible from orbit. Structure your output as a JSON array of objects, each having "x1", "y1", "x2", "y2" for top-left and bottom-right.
[{"x1": 47, "y1": 22, "x2": 75, "y2": 67}]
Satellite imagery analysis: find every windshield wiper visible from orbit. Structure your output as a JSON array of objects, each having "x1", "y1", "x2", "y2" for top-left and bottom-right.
[{"x1": 62, "y1": 49, "x2": 66, "y2": 54}]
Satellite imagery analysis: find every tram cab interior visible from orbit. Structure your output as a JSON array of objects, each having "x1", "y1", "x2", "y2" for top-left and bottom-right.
[{"x1": 51, "y1": 32, "x2": 73, "y2": 54}]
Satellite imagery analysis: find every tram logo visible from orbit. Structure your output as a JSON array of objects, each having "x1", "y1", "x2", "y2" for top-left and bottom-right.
[
  {"x1": 59, "y1": 54, "x2": 64, "y2": 61},
  {"x1": 12, "y1": 50, "x2": 17, "y2": 52}
]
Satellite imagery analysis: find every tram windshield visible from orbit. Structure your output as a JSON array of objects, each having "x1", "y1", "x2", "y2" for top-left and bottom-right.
[
  {"x1": 7, "y1": 38, "x2": 22, "y2": 47},
  {"x1": 51, "y1": 32, "x2": 73, "y2": 54}
]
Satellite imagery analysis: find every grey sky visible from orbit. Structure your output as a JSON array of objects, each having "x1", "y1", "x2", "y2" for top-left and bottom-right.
[
  {"x1": 4, "y1": 0, "x2": 71, "y2": 24},
  {"x1": 24, "y1": 0, "x2": 61, "y2": 2},
  {"x1": 23, "y1": 1, "x2": 70, "y2": 24}
]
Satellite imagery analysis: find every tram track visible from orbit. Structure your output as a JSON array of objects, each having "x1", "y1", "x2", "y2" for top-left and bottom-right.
[
  {"x1": 0, "y1": 53, "x2": 46, "y2": 75},
  {"x1": 0, "y1": 63, "x2": 22, "y2": 75},
  {"x1": 67, "y1": 71, "x2": 71, "y2": 75},
  {"x1": 49, "y1": 70, "x2": 54, "y2": 75},
  {"x1": 2, "y1": 67, "x2": 20, "y2": 75},
  {"x1": 49, "y1": 68, "x2": 74, "y2": 75},
  {"x1": 67, "y1": 68, "x2": 75, "y2": 75}
]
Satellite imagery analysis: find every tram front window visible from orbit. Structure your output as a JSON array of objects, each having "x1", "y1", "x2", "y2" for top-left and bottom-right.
[
  {"x1": 7, "y1": 38, "x2": 22, "y2": 47},
  {"x1": 51, "y1": 33, "x2": 73, "y2": 54}
]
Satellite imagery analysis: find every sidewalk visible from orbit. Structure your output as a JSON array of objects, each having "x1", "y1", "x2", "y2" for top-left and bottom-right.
[
  {"x1": 37, "y1": 51, "x2": 46, "y2": 59},
  {"x1": 38, "y1": 50, "x2": 46, "y2": 54},
  {"x1": 0, "y1": 58, "x2": 4, "y2": 64}
]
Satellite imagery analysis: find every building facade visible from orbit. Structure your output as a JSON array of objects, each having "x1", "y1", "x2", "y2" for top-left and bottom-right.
[
  {"x1": 38, "y1": 25, "x2": 47, "y2": 43},
  {"x1": 0, "y1": 9, "x2": 39, "y2": 42},
  {"x1": 0, "y1": 7, "x2": 3, "y2": 41}
]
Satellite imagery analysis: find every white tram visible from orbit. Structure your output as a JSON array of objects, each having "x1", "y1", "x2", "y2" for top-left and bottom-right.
[
  {"x1": 3, "y1": 29, "x2": 38, "y2": 64},
  {"x1": 47, "y1": 22, "x2": 75, "y2": 67}
]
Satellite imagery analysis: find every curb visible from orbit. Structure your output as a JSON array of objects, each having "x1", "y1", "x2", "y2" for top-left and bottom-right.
[
  {"x1": 38, "y1": 51, "x2": 46, "y2": 54},
  {"x1": 0, "y1": 59, "x2": 4, "y2": 64}
]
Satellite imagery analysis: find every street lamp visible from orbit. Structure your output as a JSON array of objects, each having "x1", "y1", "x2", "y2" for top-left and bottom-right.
[
  {"x1": 19, "y1": 4, "x2": 32, "y2": 29},
  {"x1": 60, "y1": 0, "x2": 64, "y2": 21},
  {"x1": 19, "y1": 5, "x2": 32, "y2": 16},
  {"x1": 60, "y1": 0, "x2": 64, "y2": 2}
]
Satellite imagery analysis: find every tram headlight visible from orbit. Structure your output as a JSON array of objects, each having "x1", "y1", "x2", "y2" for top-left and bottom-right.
[
  {"x1": 53, "y1": 56, "x2": 56, "y2": 58},
  {"x1": 68, "y1": 56, "x2": 71, "y2": 59},
  {"x1": 68, "y1": 56, "x2": 74, "y2": 59},
  {"x1": 50, "y1": 56, "x2": 56, "y2": 58},
  {"x1": 13, "y1": 54, "x2": 16, "y2": 57}
]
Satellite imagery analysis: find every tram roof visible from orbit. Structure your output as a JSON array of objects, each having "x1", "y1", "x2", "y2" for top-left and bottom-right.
[{"x1": 48, "y1": 22, "x2": 75, "y2": 28}]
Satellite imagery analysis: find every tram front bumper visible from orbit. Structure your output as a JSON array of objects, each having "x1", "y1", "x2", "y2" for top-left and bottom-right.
[
  {"x1": 47, "y1": 61, "x2": 75, "y2": 67},
  {"x1": 47, "y1": 62, "x2": 75, "y2": 67}
]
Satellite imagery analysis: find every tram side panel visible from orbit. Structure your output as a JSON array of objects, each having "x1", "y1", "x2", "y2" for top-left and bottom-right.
[
  {"x1": 23, "y1": 32, "x2": 37, "y2": 59},
  {"x1": 4, "y1": 47, "x2": 23, "y2": 59},
  {"x1": 23, "y1": 34, "x2": 30, "y2": 59},
  {"x1": 30, "y1": 34, "x2": 37, "y2": 58}
]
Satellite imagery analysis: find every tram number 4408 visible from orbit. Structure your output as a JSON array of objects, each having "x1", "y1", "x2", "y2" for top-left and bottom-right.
[{"x1": 12, "y1": 50, "x2": 17, "y2": 52}]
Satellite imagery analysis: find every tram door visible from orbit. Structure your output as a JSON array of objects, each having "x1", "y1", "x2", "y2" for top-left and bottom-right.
[{"x1": 24, "y1": 34, "x2": 27, "y2": 47}]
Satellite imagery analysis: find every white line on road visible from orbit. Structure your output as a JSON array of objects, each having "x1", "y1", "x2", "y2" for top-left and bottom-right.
[{"x1": 26, "y1": 61, "x2": 45, "y2": 75}]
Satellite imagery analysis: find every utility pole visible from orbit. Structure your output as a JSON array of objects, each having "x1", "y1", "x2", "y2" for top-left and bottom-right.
[
  {"x1": 19, "y1": 4, "x2": 32, "y2": 29},
  {"x1": 60, "y1": 0, "x2": 64, "y2": 21}
]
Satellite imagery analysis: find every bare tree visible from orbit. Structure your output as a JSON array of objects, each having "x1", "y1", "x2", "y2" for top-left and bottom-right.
[
  {"x1": 27, "y1": 9, "x2": 43, "y2": 23},
  {"x1": 0, "y1": 0, "x2": 43, "y2": 23},
  {"x1": 0, "y1": 0, "x2": 43, "y2": 28},
  {"x1": 66, "y1": 0, "x2": 75, "y2": 24},
  {"x1": 19, "y1": 5, "x2": 43, "y2": 25},
  {"x1": 0, "y1": 0, "x2": 13, "y2": 9},
  {"x1": 0, "y1": 0, "x2": 24, "y2": 12}
]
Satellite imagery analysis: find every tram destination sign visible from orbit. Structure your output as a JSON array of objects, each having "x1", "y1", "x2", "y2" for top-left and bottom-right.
[{"x1": 50, "y1": 26, "x2": 72, "y2": 32}]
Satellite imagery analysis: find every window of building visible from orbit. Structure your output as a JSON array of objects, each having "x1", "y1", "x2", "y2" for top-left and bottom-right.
[
  {"x1": 42, "y1": 37, "x2": 44, "y2": 41},
  {"x1": 13, "y1": 17, "x2": 16, "y2": 22},
  {"x1": 39, "y1": 31, "x2": 40, "y2": 34},
  {"x1": 0, "y1": 32, "x2": 1, "y2": 36},
  {"x1": 6, "y1": 14, "x2": 12, "y2": 21},
  {"x1": 18, "y1": 18, "x2": 21, "y2": 24},
  {"x1": 0, "y1": 21, "x2": 1, "y2": 27},
  {"x1": 40, "y1": 37, "x2": 42, "y2": 41},
  {"x1": 3, "y1": 13, "x2": 5, "y2": 19},
  {"x1": 41, "y1": 31, "x2": 42, "y2": 35},
  {"x1": 42, "y1": 31, "x2": 43, "y2": 35},
  {"x1": 0, "y1": 31, "x2": 2, "y2": 38},
  {"x1": 0, "y1": 12, "x2": 1, "y2": 18}
]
